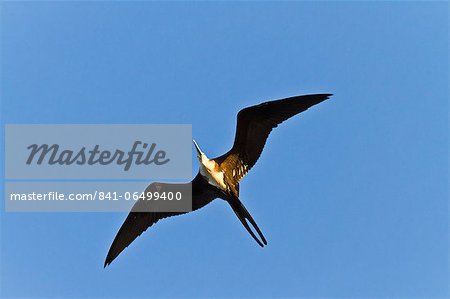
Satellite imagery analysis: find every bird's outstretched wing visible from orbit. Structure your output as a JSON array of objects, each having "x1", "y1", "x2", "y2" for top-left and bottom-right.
[
  {"x1": 215, "y1": 94, "x2": 332, "y2": 187},
  {"x1": 104, "y1": 174, "x2": 218, "y2": 267},
  {"x1": 104, "y1": 187, "x2": 182, "y2": 267}
]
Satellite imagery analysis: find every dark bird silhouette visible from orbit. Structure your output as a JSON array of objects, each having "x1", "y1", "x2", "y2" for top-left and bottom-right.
[{"x1": 104, "y1": 93, "x2": 331, "y2": 267}]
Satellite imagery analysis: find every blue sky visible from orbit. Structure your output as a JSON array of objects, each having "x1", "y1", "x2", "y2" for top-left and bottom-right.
[{"x1": 1, "y1": 1, "x2": 448, "y2": 298}]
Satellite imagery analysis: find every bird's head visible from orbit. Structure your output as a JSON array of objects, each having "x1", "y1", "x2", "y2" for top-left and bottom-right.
[
  {"x1": 193, "y1": 139, "x2": 207, "y2": 162},
  {"x1": 192, "y1": 140, "x2": 205, "y2": 160}
]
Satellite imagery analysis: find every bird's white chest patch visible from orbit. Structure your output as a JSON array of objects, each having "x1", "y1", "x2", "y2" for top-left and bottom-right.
[{"x1": 199, "y1": 161, "x2": 226, "y2": 190}]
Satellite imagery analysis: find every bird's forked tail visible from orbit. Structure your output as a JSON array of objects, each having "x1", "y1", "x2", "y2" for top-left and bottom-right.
[{"x1": 227, "y1": 196, "x2": 267, "y2": 247}]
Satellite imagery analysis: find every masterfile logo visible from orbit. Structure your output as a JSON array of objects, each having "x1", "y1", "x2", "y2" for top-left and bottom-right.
[
  {"x1": 26, "y1": 141, "x2": 170, "y2": 171},
  {"x1": 4, "y1": 124, "x2": 193, "y2": 212},
  {"x1": 5, "y1": 124, "x2": 191, "y2": 180}
]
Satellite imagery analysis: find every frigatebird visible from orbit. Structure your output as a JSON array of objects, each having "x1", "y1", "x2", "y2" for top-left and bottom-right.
[{"x1": 104, "y1": 93, "x2": 331, "y2": 267}]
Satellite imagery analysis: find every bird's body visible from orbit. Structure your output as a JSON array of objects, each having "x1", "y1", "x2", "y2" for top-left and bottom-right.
[
  {"x1": 195, "y1": 144, "x2": 227, "y2": 191},
  {"x1": 104, "y1": 93, "x2": 332, "y2": 267}
]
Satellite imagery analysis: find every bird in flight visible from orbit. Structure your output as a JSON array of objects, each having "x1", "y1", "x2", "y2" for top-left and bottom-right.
[{"x1": 104, "y1": 93, "x2": 331, "y2": 267}]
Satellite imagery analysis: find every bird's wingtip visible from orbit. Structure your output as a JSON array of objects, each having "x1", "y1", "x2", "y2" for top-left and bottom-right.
[
  {"x1": 104, "y1": 257, "x2": 112, "y2": 268},
  {"x1": 309, "y1": 93, "x2": 332, "y2": 105},
  {"x1": 318, "y1": 93, "x2": 333, "y2": 103}
]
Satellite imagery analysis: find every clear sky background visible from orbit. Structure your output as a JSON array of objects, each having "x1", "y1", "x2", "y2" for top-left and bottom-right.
[{"x1": 1, "y1": 2, "x2": 448, "y2": 298}]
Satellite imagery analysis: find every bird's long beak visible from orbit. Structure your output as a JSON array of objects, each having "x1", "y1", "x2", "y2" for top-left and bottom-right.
[{"x1": 193, "y1": 139, "x2": 202, "y2": 157}]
